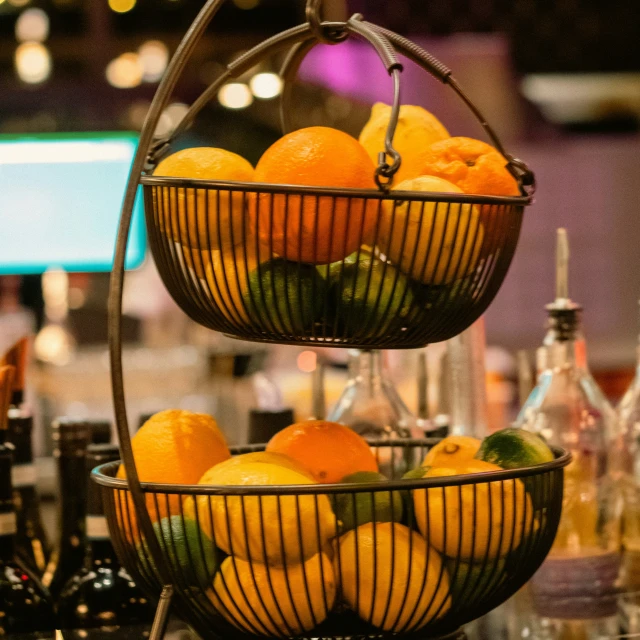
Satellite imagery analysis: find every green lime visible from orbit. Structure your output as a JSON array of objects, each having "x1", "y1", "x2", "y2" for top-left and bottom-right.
[
  {"x1": 243, "y1": 258, "x2": 326, "y2": 334},
  {"x1": 137, "y1": 515, "x2": 221, "y2": 587},
  {"x1": 400, "y1": 466, "x2": 429, "y2": 529},
  {"x1": 446, "y1": 557, "x2": 506, "y2": 603},
  {"x1": 327, "y1": 250, "x2": 414, "y2": 335},
  {"x1": 476, "y1": 427, "x2": 554, "y2": 469},
  {"x1": 333, "y1": 471, "x2": 403, "y2": 532}
]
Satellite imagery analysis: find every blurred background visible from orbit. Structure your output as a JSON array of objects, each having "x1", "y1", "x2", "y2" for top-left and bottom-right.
[{"x1": 1, "y1": 0, "x2": 640, "y2": 453}]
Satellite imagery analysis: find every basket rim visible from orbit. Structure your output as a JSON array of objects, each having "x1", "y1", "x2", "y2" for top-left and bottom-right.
[
  {"x1": 140, "y1": 175, "x2": 533, "y2": 206},
  {"x1": 92, "y1": 443, "x2": 570, "y2": 495}
]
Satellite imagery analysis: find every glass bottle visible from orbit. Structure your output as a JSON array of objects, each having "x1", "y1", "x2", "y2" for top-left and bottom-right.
[
  {"x1": 0, "y1": 443, "x2": 56, "y2": 636},
  {"x1": 515, "y1": 229, "x2": 621, "y2": 619},
  {"x1": 328, "y1": 350, "x2": 415, "y2": 477},
  {"x1": 57, "y1": 444, "x2": 154, "y2": 634},
  {"x1": 42, "y1": 418, "x2": 91, "y2": 599},
  {"x1": 618, "y1": 301, "x2": 640, "y2": 589},
  {"x1": 6, "y1": 411, "x2": 50, "y2": 576}
]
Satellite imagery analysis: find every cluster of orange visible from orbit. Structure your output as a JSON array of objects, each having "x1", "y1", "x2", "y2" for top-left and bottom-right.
[{"x1": 155, "y1": 103, "x2": 519, "y2": 285}]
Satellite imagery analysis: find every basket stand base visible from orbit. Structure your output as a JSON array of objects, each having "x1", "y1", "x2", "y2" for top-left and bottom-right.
[{"x1": 149, "y1": 585, "x2": 173, "y2": 640}]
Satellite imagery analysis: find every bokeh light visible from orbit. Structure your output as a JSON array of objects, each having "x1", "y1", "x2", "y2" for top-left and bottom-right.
[
  {"x1": 105, "y1": 53, "x2": 143, "y2": 89},
  {"x1": 9, "y1": 0, "x2": 31, "y2": 7},
  {"x1": 15, "y1": 8, "x2": 50, "y2": 43},
  {"x1": 249, "y1": 72, "x2": 283, "y2": 99},
  {"x1": 297, "y1": 351, "x2": 317, "y2": 373},
  {"x1": 138, "y1": 40, "x2": 169, "y2": 83},
  {"x1": 15, "y1": 42, "x2": 52, "y2": 84},
  {"x1": 218, "y1": 82, "x2": 253, "y2": 109},
  {"x1": 108, "y1": 0, "x2": 136, "y2": 13}
]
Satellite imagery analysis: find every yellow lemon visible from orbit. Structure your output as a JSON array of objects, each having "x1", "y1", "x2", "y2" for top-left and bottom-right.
[
  {"x1": 380, "y1": 175, "x2": 484, "y2": 285},
  {"x1": 184, "y1": 462, "x2": 336, "y2": 566},
  {"x1": 336, "y1": 522, "x2": 450, "y2": 632},
  {"x1": 422, "y1": 436, "x2": 482, "y2": 468},
  {"x1": 207, "y1": 452, "x2": 315, "y2": 480},
  {"x1": 413, "y1": 461, "x2": 533, "y2": 560},
  {"x1": 358, "y1": 103, "x2": 449, "y2": 184},
  {"x1": 203, "y1": 242, "x2": 271, "y2": 325},
  {"x1": 154, "y1": 147, "x2": 254, "y2": 251},
  {"x1": 211, "y1": 553, "x2": 336, "y2": 637}
]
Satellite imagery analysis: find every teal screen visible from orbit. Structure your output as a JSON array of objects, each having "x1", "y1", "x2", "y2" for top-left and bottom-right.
[{"x1": 0, "y1": 132, "x2": 146, "y2": 274}]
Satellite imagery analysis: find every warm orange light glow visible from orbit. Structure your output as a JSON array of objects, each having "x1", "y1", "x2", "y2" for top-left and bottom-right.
[{"x1": 297, "y1": 350, "x2": 317, "y2": 373}]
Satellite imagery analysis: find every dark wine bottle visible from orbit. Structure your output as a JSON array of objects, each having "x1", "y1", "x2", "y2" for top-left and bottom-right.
[
  {"x1": 57, "y1": 444, "x2": 154, "y2": 634},
  {"x1": 6, "y1": 411, "x2": 50, "y2": 576},
  {"x1": 42, "y1": 418, "x2": 91, "y2": 599},
  {"x1": 0, "y1": 443, "x2": 56, "y2": 636}
]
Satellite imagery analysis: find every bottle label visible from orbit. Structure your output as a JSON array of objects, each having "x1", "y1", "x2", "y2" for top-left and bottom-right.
[
  {"x1": 0, "y1": 512, "x2": 17, "y2": 536},
  {"x1": 11, "y1": 463, "x2": 37, "y2": 488},
  {"x1": 86, "y1": 515, "x2": 110, "y2": 540}
]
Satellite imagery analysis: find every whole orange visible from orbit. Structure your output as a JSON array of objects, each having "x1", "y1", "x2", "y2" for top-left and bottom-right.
[
  {"x1": 115, "y1": 409, "x2": 231, "y2": 541},
  {"x1": 415, "y1": 137, "x2": 520, "y2": 197},
  {"x1": 266, "y1": 420, "x2": 378, "y2": 484},
  {"x1": 251, "y1": 127, "x2": 377, "y2": 265}
]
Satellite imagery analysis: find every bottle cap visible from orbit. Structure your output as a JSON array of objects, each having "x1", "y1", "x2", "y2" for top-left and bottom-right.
[{"x1": 248, "y1": 408, "x2": 294, "y2": 444}]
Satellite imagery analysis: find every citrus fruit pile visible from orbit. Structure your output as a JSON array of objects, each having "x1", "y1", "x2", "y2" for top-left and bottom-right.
[
  {"x1": 115, "y1": 411, "x2": 554, "y2": 636},
  {"x1": 154, "y1": 103, "x2": 520, "y2": 337}
]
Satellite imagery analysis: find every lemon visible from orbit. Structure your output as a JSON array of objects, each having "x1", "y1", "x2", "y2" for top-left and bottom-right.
[
  {"x1": 203, "y1": 243, "x2": 271, "y2": 325},
  {"x1": 413, "y1": 461, "x2": 533, "y2": 560},
  {"x1": 423, "y1": 436, "x2": 482, "y2": 468},
  {"x1": 380, "y1": 176, "x2": 484, "y2": 285},
  {"x1": 154, "y1": 147, "x2": 254, "y2": 251},
  {"x1": 359, "y1": 103, "x2": 449, "y2": 184},
  {"x1": 208, "y1": 452, "x2": 315, "y2": 480},
  {"x1": 337, "y1": 522, "x2": 450, "y2": 632},
  {"x1": 211, "y1": 553, "x2": 335, "y2": 637},
  {"x1": 183, "y1": 461, "x2": 337, "y2": 566}
]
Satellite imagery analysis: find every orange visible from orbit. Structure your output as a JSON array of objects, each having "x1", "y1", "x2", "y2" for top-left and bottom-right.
[
  {"x1": 154, "y1": 147, "x2": 254, "y2": 251},
  {"x1": 115, "y1": 409, "x2": 231, "y2": 542},
  {"x1": 415, "y1": 137, "x2": 520, "y2": 197},
  {"x1": 251, "y1": 126, "x2": 377, "y2": 265},
  {"x1": 266, "y1": 420, "x2": 378, "y2": 484}
]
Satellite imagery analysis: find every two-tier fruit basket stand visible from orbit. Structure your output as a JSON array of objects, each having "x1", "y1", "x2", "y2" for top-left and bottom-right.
[{"x1": 93, "y1": 1, "x2": 571, "y2": 639}]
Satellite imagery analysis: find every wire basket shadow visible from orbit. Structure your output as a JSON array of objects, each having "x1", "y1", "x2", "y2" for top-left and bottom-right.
[
  {"x1": 142, "y1": 178, "x2": 525, "y2": 348},
  {"x1": 94, "y1": 441, "x2": 569, "y2": 640}
]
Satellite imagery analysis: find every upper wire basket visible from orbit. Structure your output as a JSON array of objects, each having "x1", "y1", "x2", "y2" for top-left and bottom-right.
[
  {"x1": 93, "y1": 441, "x2": 570, "y2": 640},
  {"x1": 136, "y1": 6, "x2": 535, "y2": 349}
]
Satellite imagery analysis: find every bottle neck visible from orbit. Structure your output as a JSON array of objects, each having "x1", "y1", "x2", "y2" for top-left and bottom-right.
[
  {"x1": 56, "y1": 451, "x2": 88, "y2": 549},
  {"x1": 542, "y1": 309, "x2": 588, "y2": 371},
  {"x1": 351, "y1": 350, "x2": 384, "y2": 396},
  {"x1": 0, "y1": 500, "x2": 17, "y2": 563}
]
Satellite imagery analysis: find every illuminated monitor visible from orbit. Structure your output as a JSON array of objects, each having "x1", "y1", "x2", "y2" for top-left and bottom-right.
[{"x1": 0, "y1": 132, "x2": 146, "y2": 274}]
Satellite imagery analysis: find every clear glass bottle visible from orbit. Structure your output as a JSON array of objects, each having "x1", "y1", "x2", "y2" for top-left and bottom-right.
[
  {"x1": 328, "y1": 350, "x2": 415, "y2": 477},
  {"x1": 515, "y1": 229, "x2": 621, "y2": 619},
  {"x1": 56, "y1": 444, "x2": 154, "y2": 634},
  {"x1": 0, "y1": 443, "x2": 56, "y2": 636},
  {"x1": 618, "y1": 301, "x2": 640, "y2": 590}
]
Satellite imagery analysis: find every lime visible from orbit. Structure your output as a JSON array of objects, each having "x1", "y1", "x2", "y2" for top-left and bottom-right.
[
  {"x1": 327, "y1": 250, "x2": 414, "y2": 335},
  {"x1": 476, "y1": 427, "x2": 554, "y2": 469},
  {"x1": 243, "y1": 258, "x2": 326, "y2": 334},
  {"x1": 400, "y1": 466, "x2": 429, "y2": 529},
  {"x1": 138, "y1": 515, "x2": 221, "y2": 587},
  {"x1": 333, "y1": 471, "x2": 403, "y2": 532},
  {"x1": 446, "y1": 557, "x2": 506, "y2": 603}
]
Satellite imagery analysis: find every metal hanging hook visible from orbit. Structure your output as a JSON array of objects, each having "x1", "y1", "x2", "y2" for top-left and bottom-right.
[{"x1": 306, "y1": 0, "x2": 347, "y2": 44}]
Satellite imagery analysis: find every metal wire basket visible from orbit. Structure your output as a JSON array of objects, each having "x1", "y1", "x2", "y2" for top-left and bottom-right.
[
  {"x1": 93, "y1": 441, "x2": 570, "y2": 640},
  {"x1": 122, "y1": 1, "x2": 535, "y2": 349}
]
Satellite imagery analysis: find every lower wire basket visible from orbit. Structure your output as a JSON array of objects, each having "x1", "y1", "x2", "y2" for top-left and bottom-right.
[{"x1": 93, "y1": 441, "x2": 569, "y2": 640}]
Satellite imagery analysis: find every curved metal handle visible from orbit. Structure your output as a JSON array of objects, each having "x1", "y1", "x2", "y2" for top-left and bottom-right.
[{"x1": 108, "y1": 0, "x2": 228, "y2": 591}]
